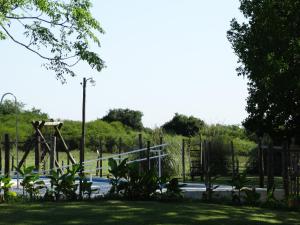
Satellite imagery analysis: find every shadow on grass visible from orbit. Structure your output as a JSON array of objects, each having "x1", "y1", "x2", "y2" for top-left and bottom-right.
[{"x1": 0, "y1": 201, "x2": 299, "y2": 225}]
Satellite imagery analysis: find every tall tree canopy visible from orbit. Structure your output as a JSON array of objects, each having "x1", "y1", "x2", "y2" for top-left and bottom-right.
[
  {"x1": 0, "y1": 0, "x2": 104, "y2": 82},
  {"x1": 227, "y1": 0, "x2": 300, "y2": 140}
]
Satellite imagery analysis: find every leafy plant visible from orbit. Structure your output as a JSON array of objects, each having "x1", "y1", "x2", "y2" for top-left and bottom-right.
[
  {"x1": 203, "y1": 175, "x2": 219, "y2": 202},
  {"x1": 46, "y1": 164, "x2": 81, "y2": 201},
  {"x1": 17, "y1": 166, "x2": 45, "y2": 200},
  {"x1": 122, "y1": 162, "x2": 143, "y2": 199},
  {"x1": 0, "y1": 176, "x2": 17, "y2": 202},
  {"x1": 162, "y1": 178, "x2": 184, "y2": 201},
  {"x1": 108, "y1": 158, "x2": 128, "y2": 196},
  {"x1": 108, "y1": 158, "x2": 159, "y2": 199},
  {"x1": 242, "y1": 187, "x2": 260, "y2": 205},
  {"x1": 261, "y1": 187, "x2": 285, "y2": 209},
  {"x1": 287, "y1": 194, "x2": 300, "y2": 209},
  {"x1": 231, "y1": 171, "x2": 249, "y2": 204},
  {"x1": 137, "y1": 169, "x2": 160, "y2": 200},
  {"x1": 79, "y1": 174, "x2": 98, "y2": 199}
]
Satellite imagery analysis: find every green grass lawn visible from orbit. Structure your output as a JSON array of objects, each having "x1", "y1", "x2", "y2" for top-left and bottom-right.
[{"x1": 0, "y1": 201, "x2": 299, "y2": 225}]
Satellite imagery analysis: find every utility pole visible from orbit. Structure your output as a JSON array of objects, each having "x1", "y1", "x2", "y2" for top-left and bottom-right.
[
  {"x1": 79, "y1": 77, "x2": 87, "y2": 198},
  {"x1": 80, "y1": 77, "x2": 86, "y2": 169},
  {"x1": 80, "y1": 77, "x2": 94, "y2": 197}
]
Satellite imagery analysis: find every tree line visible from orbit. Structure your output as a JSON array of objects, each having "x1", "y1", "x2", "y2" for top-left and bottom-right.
[{"x1": 0, "y1": 100, "x2": 255, "y2": 154}]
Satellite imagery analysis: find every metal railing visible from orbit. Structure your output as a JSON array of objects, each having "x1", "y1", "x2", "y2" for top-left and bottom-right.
[{"x1": 7, "y1": 143, "x2": 168, "y2": 180}]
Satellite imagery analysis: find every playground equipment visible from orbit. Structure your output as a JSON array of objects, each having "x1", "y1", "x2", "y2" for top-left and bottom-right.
[{"x1": 16, "y1": 121, "x2": 76, "y2": 173}]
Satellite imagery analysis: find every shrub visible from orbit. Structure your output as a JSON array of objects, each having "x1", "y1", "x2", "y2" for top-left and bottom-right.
[
  {"x1": 107, "y1": 158, "x2": 183, "y2": 201},
  {"x1": 0, "y1": 176, "x2": 16, "y2": 202},
  {"x1": 46, "y1": 164, "x2": 81, "y2": 201},
  {"x1": 17, "y1": 166, "x2": 46, "y2": 200}
]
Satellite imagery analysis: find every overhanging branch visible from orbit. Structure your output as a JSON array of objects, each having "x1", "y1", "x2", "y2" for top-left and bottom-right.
[
  {"x1": 0, "y1": 24, "x2": 79, "y2": 66},
  {"x1": 6, "y1": 15, "x2": 71, "y2": 28}
]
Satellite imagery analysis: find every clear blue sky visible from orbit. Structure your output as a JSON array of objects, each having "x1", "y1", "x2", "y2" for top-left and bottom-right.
[{"x1": 0, "y1": 0, "x2": 248, "y2": 128}]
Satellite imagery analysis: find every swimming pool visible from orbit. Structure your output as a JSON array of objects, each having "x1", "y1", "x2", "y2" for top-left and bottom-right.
[{"x1": 11, "y1": 177, "x2": 112, "y2": 196}]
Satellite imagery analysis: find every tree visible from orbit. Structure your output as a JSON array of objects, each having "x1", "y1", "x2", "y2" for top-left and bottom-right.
[
  {"x1": 0, "y1": 0, "x2": 104, "y2": 82},
  {"x1": 162, "y1": 113, "x2": 204, "y2": 136},
  {"x1": 0, "y1": 101, "x2": 48, "y2": 142},
  {"x1": 227, "y1": 0, "x2": 300, "y2": 140},
  {"x1": 102, "y1": 108, "x2": 144, "y2": 130},
  {"x1": 0, "y1": 100, "x2": 23, "y2": 115}
]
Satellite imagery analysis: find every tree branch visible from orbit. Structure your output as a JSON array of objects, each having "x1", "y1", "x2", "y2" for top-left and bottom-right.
[
  {"x1": 1, "y1": 24, "x2": 53, "y2": 60},
  {"x1": 0, "y1": 24, "x2": 78, "y2": 64},
  {"x1": 6, "y1": 16, "x2": 71, "y2": 28}
]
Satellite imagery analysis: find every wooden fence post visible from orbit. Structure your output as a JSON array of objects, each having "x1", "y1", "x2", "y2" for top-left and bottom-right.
[
  {"x1": 204, "y1": 141, "x2": 211, "y2": 189},
  {"x1": 182, "y1": 139, "x2": 186, "y2": 182},
  {"x1": 207, "y1": 141, "x2": 211, "y2": 187},
  {"x1": 35, "y1": 135, "x2": 41, "y2": 171},
  {"x1": 0, "y1": 144, "x2": 2, "y2": 174},
  {"x1": 0, "y1": 143, "x2": 2, "y2": 174},
  {"x1": 147, "y1": 141, "x2": 150, "y2": 171},
  {"x1": 96, "y1": 159, "x2": 99, "y2": 176},
  {"x1": 231, "y1": 140, "x2": 236, "y2": 180},
  {"x1": 200, "y1": 136, "x2": 204, "y2": 181},
  {"x1": 50, "y1": 136, "x2": 56, "y2": 170},
  {"x1": 282, "y1": 141, "x2": 289, "y2": 197},
  {"x1": 258, "y1": 140, "x2": 264, "y2": 188},
  {"x1": 99, "y1": 139, "x2": 103, "y2": 177},
  {"x1": 43, "y1": 160, "x2": 46, "y2": 175},
  {"x1": 267, "y1": 143, "x2": 274, "y2": 191},
  {"x1": 118, "y1": 138, "x2": 122, "y2": 164},
  {"x1": 297, "y1": 151, "x2": 300, "y2": 197},
  {"x1": 159, "y1": 136, "x2": 163, "y2": 177},
  {"x1": 4, "y1": 134, "x2": 10, "y2": 176},
  {"x1": 67, "y1": 150, "x2": 70, "y2": 167},
  {"x1": 56, "y1": 143, "x2": 59, "y2": 166},
  {"x1": 11, "y1": 155, "x2": 14, "y2": 171},
  {"x1": 138, "y1": 133, "x2": 143, "y2": 174}
]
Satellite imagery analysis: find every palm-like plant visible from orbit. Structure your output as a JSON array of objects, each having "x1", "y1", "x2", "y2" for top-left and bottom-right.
[
  {"x1": 0, "y1": 176, "x2": 17, "y2": 202},
  {"x1": 108, "y1": 158, "x2": 170, "y2": 200},
  {"x1": 231, "y1": 171, "x2": 250, "y2": 203},
  {"x1": 17, "y1": 166, "x2": 45, "y2": 200},
  {"x1": 81, "y1": 177, "x2": 97, "y2": 199},
  {"x1": 203, "y1": 175, "x2": 219, "y2": 201},
  {"x1": 47, "y1": 164, "x2": 81, "y2": 201},
  {"x1": 108, "y1": 158, "x2": 128, "y2": 195}
]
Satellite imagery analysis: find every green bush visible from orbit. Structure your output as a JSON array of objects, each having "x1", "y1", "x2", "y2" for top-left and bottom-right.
[{"x1": 17, "y1": 166, "x2": 46, "y2": 200}]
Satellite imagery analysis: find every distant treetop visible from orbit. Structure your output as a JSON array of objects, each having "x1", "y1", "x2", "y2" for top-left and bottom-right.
[
  {"x1": 162, "y1": 113, "x2": 205, "y2": 136},
  {"x1": 101, "y1": 108, "x2": 144, "y2": 131}
]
